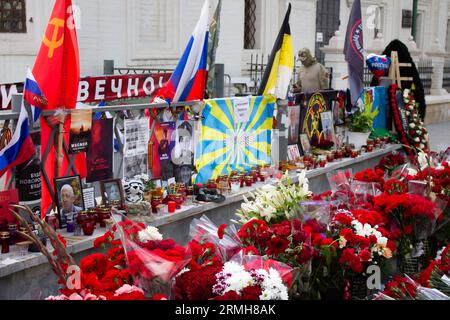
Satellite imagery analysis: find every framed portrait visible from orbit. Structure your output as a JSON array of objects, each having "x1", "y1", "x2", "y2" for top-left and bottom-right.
[
  {"x1": 100, "y1": 179, "x2": 125, "y2": 207},
  {"x1": 287, "y1": 105, "x2": 301, "y2": 145},
  {"x1": 320, "y1": 111, "x2": 337, "y2": 146},
  {"x1": 299, "y1": 134, "x2": 312, "y2": 156},
  {"x1": 54, "y1": 175, "x2": 85, "y2": 229},
  {"x1": 287, "y1": 145, "x2": 301, "y2": 162}
]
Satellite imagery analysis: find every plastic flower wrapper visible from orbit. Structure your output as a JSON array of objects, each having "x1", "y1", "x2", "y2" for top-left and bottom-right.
[
  {"x1": 326, "y1": 169, "x2": 353, "y2": 194},
  {"x1": 298, "y1": 201, "x2": 333, "y2": 226},
  {"x1": 111, "y1": 212, "x2": 191, "y2": 298},
  {"x1": 350, "y1": 180, "x2": 379, "y2": 206},
  {"x1": 189, "y1": 215, "x2": 241, "y2": 262},
  {"x1": 228, "y1": 251, "x2": 298, "y2": 293}
]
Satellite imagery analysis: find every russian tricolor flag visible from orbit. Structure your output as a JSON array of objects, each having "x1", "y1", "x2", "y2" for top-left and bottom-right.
[
  {"x1": 0, "y1": 70, "x2": 38, "y2": 177},
  {"x1": 23, "y1": 68, "x2": 47, "y2": 123},
  {"x1": 157, "y1": 0, "x2": 209, "y2": 103}
]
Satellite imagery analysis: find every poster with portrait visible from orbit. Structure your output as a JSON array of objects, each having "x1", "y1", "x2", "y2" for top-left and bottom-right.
[
  {"x1": 86, "y1": 118, "x2": 114, "y2": 183},
  {"x1": 151, "y1": 122, "x2": 176, "y2": 182},
  {"x1": 299, "y1": 92, "x2": 329, "y2": 147},
  {"x1": 54, "y1": 175, "x2": 85, "y2": 228},
  {"x1": 124, "y1": 118, "x2": 150, "y2": 180},
  {"x1": 69, "y1": 109, "x2": 92, "y2": 153},
  {"x1": 287, "y1": 105, "x2": 301, "y2": 145},
  {"x1": 319, "y1": 111, "x2": 336, "y2": 147},
  {"x1": 300, "y1": 134, "x2": 312, "y2": 156},
  {"x1": 172, "y1": 120, "x2": 195, "y2": 185}
]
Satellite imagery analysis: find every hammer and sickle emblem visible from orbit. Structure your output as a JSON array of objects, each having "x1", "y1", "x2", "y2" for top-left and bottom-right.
[{"x1": 42, "y1": 17, "x2": 65, "y2": 58}]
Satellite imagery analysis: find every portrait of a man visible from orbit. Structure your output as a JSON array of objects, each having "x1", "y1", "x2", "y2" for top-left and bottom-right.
[{"x1": 54, "y1": 175, "x2": 85, "y2": 228}]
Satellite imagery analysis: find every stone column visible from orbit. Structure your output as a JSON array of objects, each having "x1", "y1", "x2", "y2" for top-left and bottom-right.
[
  {"x1": 320, "y1": 30, "x2": 347, "y2": 90},
  {"x1": 427, "y1": 40, "x2": 449, "y2": 96},
  {"x1": 427, "y1": 0, "x2": 449, "y2": 96}
]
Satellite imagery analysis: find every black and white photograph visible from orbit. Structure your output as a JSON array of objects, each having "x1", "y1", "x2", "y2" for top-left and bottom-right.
[
  {"x1": 54, "y1": 175, "x2": 85, "y2": 228},
  {"x1": 124, "y1": 153, "x2": 148, "y2": 180}
]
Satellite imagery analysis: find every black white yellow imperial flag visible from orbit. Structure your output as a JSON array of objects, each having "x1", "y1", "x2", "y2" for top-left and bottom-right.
[{"x1": 258, "y1": 3, "x2": 294, "y2": 100}]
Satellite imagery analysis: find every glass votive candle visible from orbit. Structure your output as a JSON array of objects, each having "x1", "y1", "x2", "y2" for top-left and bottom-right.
[
  {"x1": 230, "y1": 177, "x2": 241, "y2": 193},
  {"x1": 326, "y1": 153, "x2": 334, "y2": 163},
  {"x1": 367, "y1": 145, "x2": 374, "y2": 152},
  {"x1": 244, "y1": 176, "x2": 254, "y2": 187},
  {"x1": 351, "y1": 150, "x2": 359, "y2": 158},
  {"x1": 168, "y1": 201, "x2": 176, "y2": 213},
  {"x1": 1, "y1": 231, "x2": 11, "y2": 254},
  {"x1": 367, "y1": 139, "x2": 374, "y2": 146},
  {"x1": 82, "y1": 222, "x2": 95, "y2": 236},
  {"x1": 174, "y1": 194, "x2": 183, "y2": 209},
  {"x1": 319, "y1": 158, "x2": 326, "y2": 168},
  {"x1": 151, "y1": 196, "x2": 162, "y2": 214},
  {"x1": 7, "y1": 224, "x2": 18, "y2": 245},
  {"x1": 16, "y1": 241, "x2": 32, "y2": 256}
]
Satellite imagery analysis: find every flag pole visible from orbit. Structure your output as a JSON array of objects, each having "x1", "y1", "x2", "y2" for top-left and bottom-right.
[{"x1": 56, "y1": 112, "x2": 65, "y2": 175}]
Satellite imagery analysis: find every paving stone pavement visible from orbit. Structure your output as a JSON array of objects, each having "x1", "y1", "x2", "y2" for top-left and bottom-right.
[{"x1": 426, "y1": 122, "x2": 450, "y2": 152}]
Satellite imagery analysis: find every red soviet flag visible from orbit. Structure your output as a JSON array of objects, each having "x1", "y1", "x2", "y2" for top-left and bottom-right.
[{"x1": 32, "y1": 0, "x2": 86, "y2": 217}]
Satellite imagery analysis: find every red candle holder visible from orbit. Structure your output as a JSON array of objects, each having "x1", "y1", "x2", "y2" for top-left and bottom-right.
[
  {"x1": 82, "y1": 222, "x2": 95, "y2": 236},
  {"x1": 244, "y1": 176, "x2": 254, "y2": 187},
  {"x1": 174, "y1": 194, "x2": 183, "y2": 209},
  {"x1": 319, "y1": 159, "x2": 326, "y2": 167},
  {"x1": 168, "y1": 201, "x2": 176, "y2": 213},
  {"x1": 351, "y1": 150, "x2": 359, "y2": 158},
  {"x1": 151, "y1": 196, "x2": 162, "y2": 214},
  {"x1": 367, "y1": 145, "x2": 374, "y2": 152},
  {"x1": 326, "y1": 153, "x2": 334, "y2": 163},
  {"x1": 1, "y1": 232, "x2": 10, "y2": 254}
]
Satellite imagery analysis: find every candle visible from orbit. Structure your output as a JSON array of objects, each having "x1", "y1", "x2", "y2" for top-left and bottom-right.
[{"x1": 168, "y1": 201, "x2": 176, "y2": 213}]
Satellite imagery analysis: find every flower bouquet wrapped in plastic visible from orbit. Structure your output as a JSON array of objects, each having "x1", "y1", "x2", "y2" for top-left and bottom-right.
[
  {"x1": 112, "y1": 213, "x2": 191, "y2": 298},
  {"x1": 189, "y1": 215, "x2": 241, "y2": 262},
  {"x1": 212, "y1": 252, "x2": 297, "y2": 300}
]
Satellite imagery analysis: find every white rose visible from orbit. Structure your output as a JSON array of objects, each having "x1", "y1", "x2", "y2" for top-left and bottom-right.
[{"x1": 138, "y1": 226, "x2": 163, "y2": 242}]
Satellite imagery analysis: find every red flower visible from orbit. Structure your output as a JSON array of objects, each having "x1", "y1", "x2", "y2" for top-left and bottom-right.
[
  {"x1": 335, "y1": 213, "x2": 353, "y2": 226},
  {"x1": 80, "y1": 254, "x2": 109, "y2": 277},
  {"x1": 358, "y1": 250, "x2": 372, "y2": 262},
  {"x1": 266, "y1": 237, "x2": 289, "y2": 256},
  {"x1": 241, "y1": 286, "x2": 262, "y2": 300},
  {"x1": 403, "y1": 225, "x2": 413, "y2": 235},
  {"x1": 243, "y1": 246, "x2": 259, "y2": 255},
  {"x1": 217, "y1": 224, "x2": 227, "y2": 240},
  {"x1": 152, "y1": 294, "x2": 168, "y2": 300},
  {"x1": 214, "y1": 291, "x2": 241, "y2": 300},
  {"x1": 270, "y1": 221, "x2": 292, "y2": 238}
]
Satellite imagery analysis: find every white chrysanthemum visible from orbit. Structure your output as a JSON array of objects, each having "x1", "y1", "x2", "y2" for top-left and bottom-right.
[
  {"x1": 138, "y1": 226, "x2": 163, "y2": 242},
  {"x1": 260, "y1": 268, "x2": 288, "y2": 300},
  {"x1": 223, "y1": 261, "x2": 246, "y2": 275},
  {"x1": 224, "y1": 271, "x2": 253, "y2": 293}
]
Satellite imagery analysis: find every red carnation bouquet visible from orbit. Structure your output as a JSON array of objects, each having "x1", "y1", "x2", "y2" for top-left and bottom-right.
[
  {"x1": 375, "y1": 152, "x2": 407, "y2": 175},
  {"x1": 112, "y1": 217, "x2": 191, "y2": 298}
]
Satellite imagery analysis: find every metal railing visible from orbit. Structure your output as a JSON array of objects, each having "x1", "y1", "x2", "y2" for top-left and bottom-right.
[
  {"x1": 244, "y1": 53, "x2": 333, "y2": 95},
  {"x1": 363, "y1": 59, "x2": 433, "y2": 95}
]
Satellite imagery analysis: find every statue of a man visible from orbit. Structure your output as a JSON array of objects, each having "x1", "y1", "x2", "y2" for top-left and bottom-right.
[{"x1": 293, "y1": 48, "x2": 330, "y2": 94}]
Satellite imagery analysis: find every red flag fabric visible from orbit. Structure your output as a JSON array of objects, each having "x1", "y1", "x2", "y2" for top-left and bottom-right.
[{"x1": 32, "y1": 0, "x2": 85, "y2": 217}]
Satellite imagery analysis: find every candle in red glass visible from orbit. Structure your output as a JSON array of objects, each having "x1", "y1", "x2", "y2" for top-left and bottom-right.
[
  {"x1": 174, "y1": 194, "x2": 183, "y2": 209},
  {"x1": 206, "y1": 179, "x2": 217, "y2": 189},
  {"x1": 351, "y1": 150, "x2": 358, "y2": 158},
  {"x1": 1, "y1": 232, "x2": 10, "y2": 254},
  {"x1": 244, "y1": 176, "x2": 253, "y2": 187},
  {"x1": 82, "y1": 222, "x2": 95, "y2": 236},
  {"x1": 319, "y1": 159, "x2": 326, "y2": 167},
  {"x1": 151, "y1": 196, "x2": 162, "y2": 214},
  {"x1": 367, "y1": 145, "x2": 374, "y2": 152},
  {"x1": 326, "y1": 153, "x2": 334, "y2": 163},
  {"x1": 168, "y1": 201, "x2": 176, "y2": 213}
]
